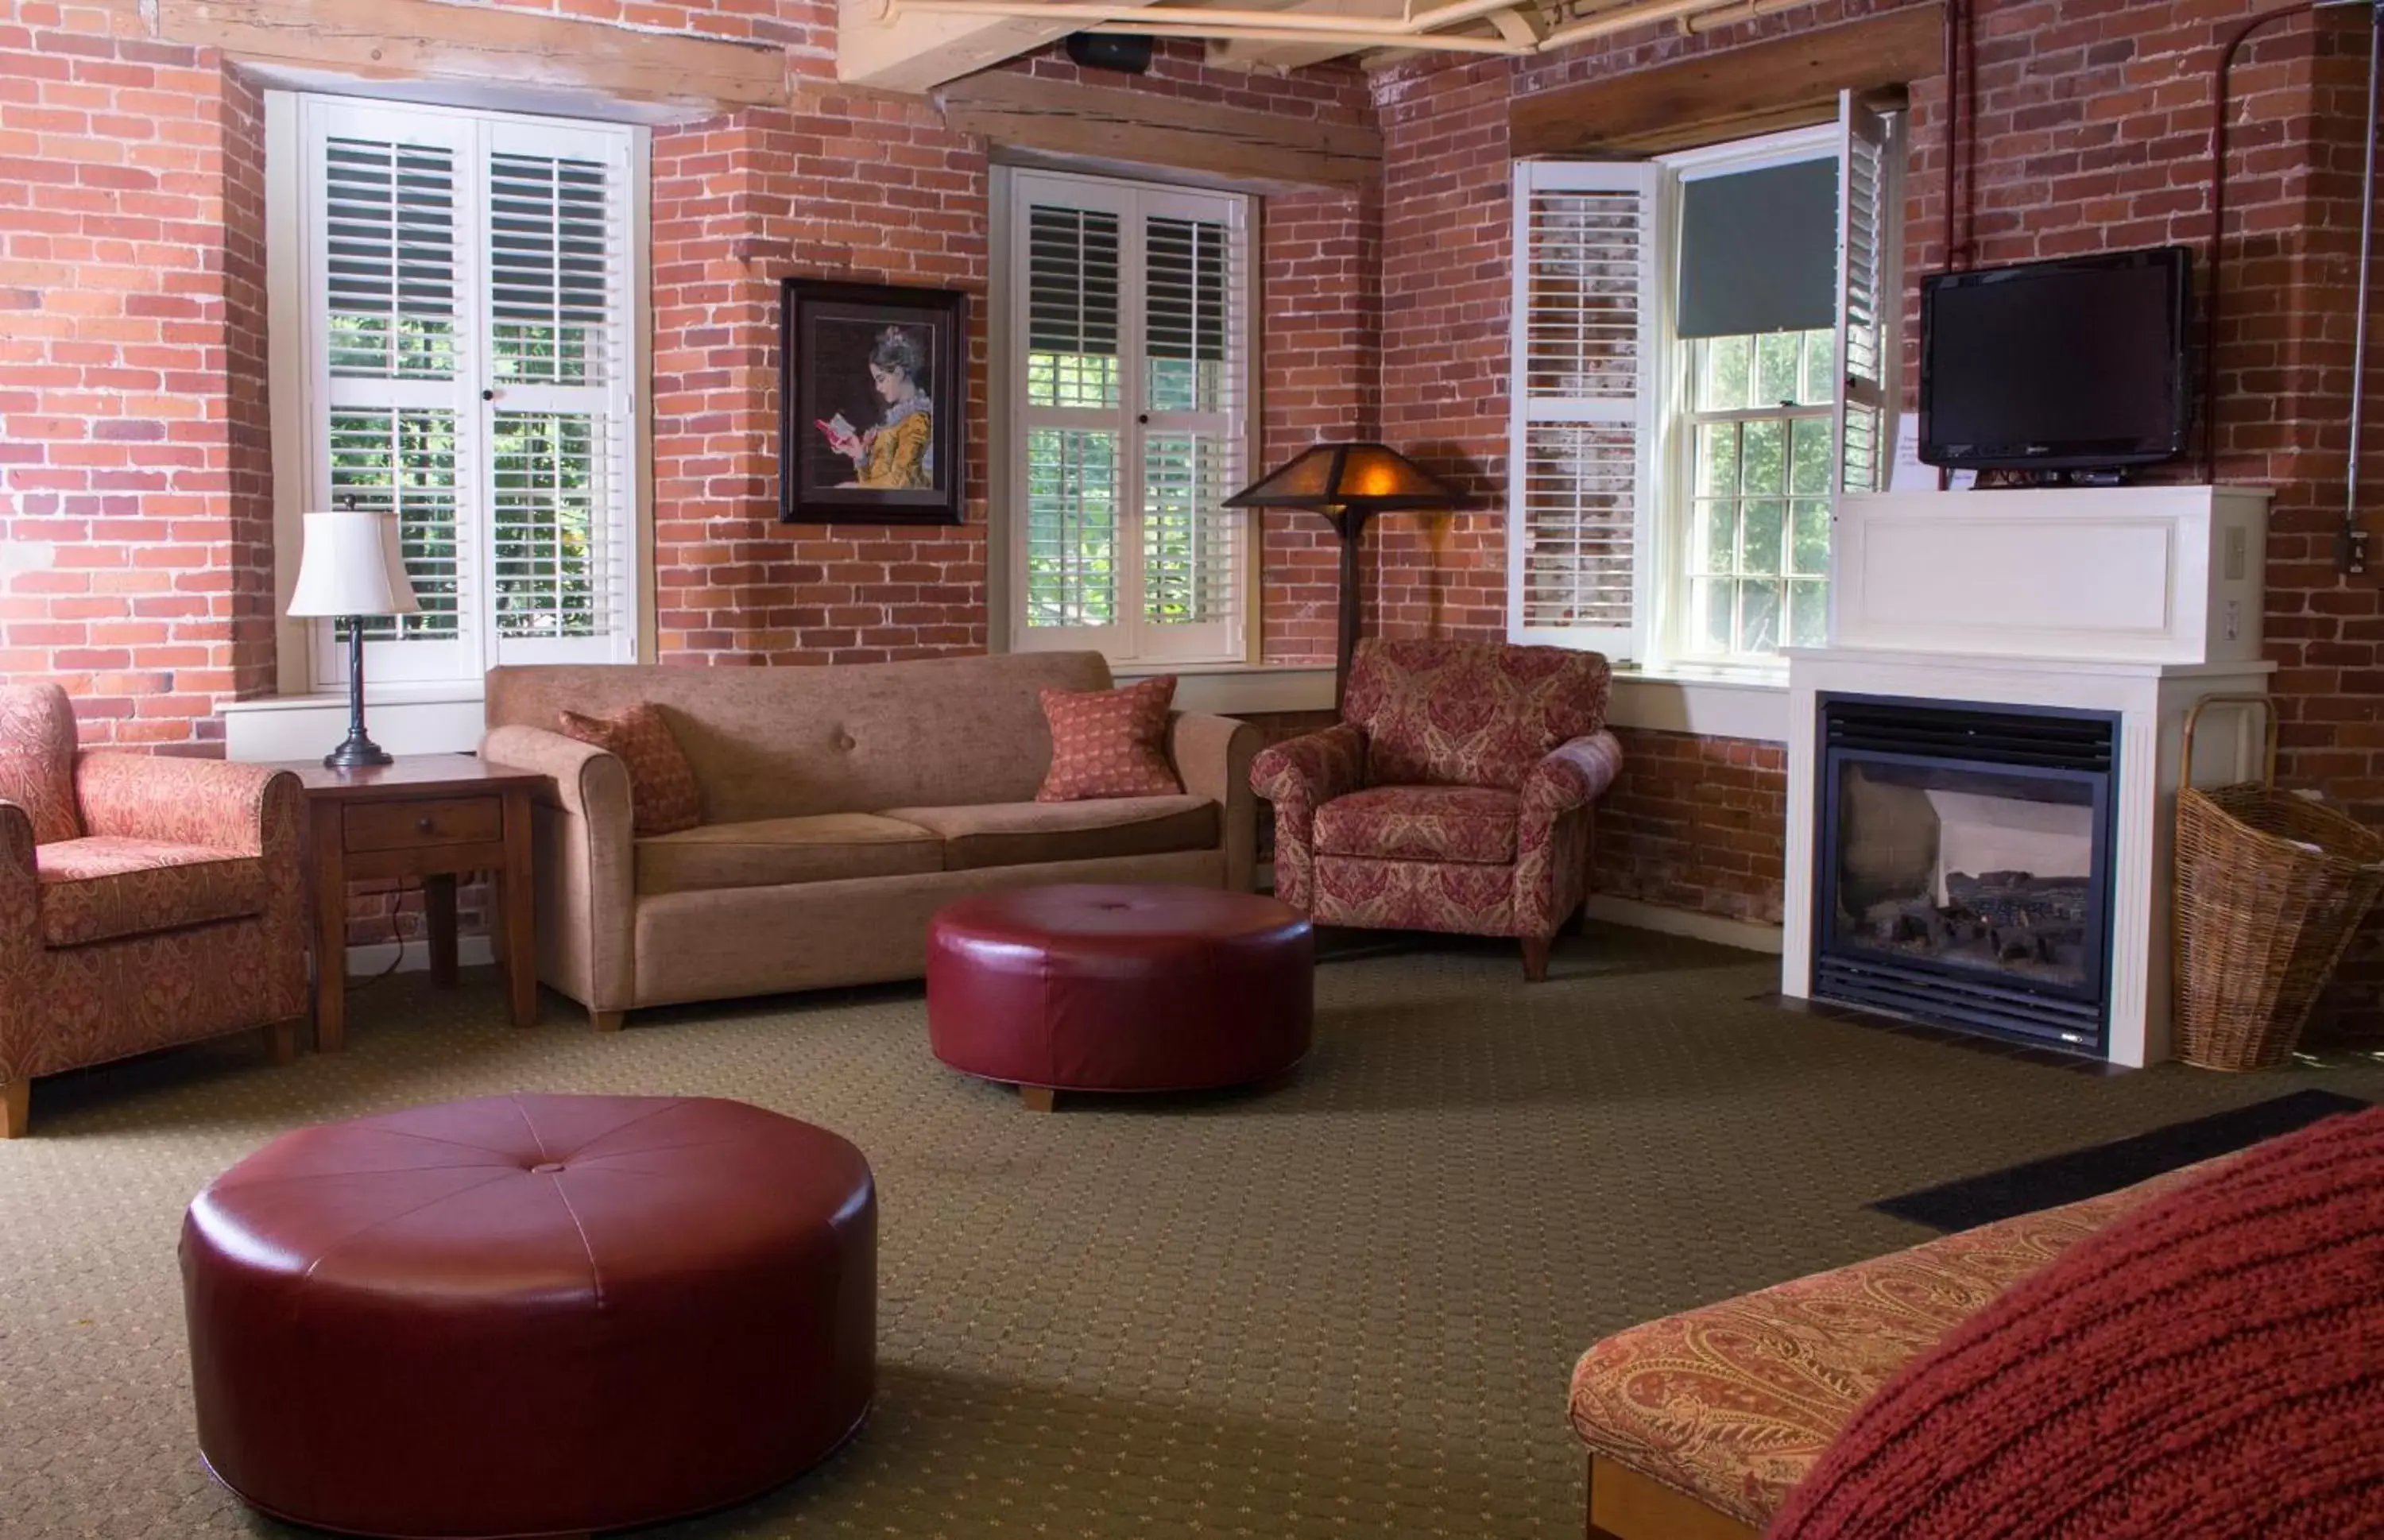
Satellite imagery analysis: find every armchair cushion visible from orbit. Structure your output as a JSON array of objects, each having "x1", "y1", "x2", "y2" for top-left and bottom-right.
[
  {"x1": 1314, "y1": 785, "x2": 1519, "y2": 865},
  {"x1": 0, "y1": 683, "x2": 81, "y2": 845},
  {"x1": 35, "y1": 836, "x2": 271, "y2": 947},
  {"x1": 1343, "y1": 638, "x2": 1612, "y2": 790}
]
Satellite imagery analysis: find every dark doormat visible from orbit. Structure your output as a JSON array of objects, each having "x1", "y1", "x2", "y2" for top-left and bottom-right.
[{"x1": 1871, "y1": 1088, "x2": 2374, "y2": 1232}]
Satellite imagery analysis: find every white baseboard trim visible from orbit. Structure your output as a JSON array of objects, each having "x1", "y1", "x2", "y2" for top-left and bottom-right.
[
  {"x1": 346, "y1": 935, "x2": 497, "y2": 975},
  {"x1": 1581, "y1": 895, "x2": 1783, "y2": 954}
]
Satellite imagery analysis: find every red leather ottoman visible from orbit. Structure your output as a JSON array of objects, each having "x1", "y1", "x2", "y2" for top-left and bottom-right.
[
  {"x1": 180, "y1": 1095, "x2": 875, "y2": 1539},
  {"x1": 927, "y1": 884, "x2": 1314, "y2": 1110}
]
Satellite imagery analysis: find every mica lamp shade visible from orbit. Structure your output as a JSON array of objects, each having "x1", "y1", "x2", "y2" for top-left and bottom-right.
[
  {"x1": 1224, "y1": 443, "x2": 1461, "y2": 709},
  {"x1": 1222, "y1": 442, "x2": 1458, "y2": 525}
]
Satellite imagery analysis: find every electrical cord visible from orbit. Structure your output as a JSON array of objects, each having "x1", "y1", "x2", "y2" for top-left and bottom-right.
[{"x1": 346, "y1": 879, "x2": 410, "y2": 992}]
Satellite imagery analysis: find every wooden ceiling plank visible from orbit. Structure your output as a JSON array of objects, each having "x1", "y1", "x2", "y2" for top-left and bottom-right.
[
  {"x1": 938, "y1": 70, "x2": 1380, "y2": 189},
  {"x1": 158, "y1": 0, "x2": 784, "y2": 109},
  {"x1": 1510, "y1": 2, "x2": 1943, "y2": 160},
  {"x1": 840, "y1": 0, "x2": 1168, "y2": 91}
]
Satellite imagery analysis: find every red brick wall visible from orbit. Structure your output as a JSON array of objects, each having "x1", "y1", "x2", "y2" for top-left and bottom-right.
[{"x1": 0, "y1": 14, "x2": 274, "y2": 749}]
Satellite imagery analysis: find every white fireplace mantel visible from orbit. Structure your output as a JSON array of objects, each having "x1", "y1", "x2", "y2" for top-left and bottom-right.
[{"x1": 1783, "y1": 484, "x2": 2276, "y2": 1067}]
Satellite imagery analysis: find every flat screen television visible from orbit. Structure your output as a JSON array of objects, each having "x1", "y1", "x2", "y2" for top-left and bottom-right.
[{"x1": 1918, "y1": 245, "x2": 2193, "y2": 471}]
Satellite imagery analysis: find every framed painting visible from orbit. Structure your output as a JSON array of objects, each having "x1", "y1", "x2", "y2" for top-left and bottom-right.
[{"x1": 780, "y1": 279, "x2": 967, "y2": 524}]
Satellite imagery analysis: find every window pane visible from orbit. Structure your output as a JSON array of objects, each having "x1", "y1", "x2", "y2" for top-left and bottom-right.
[
  {"x1": 1697, "y1": 335, "x2": 1751, "y2": 411},
  {"x1": 1754, "y1": 331, "x2": 1801, "y2": 406},
  {"x1": 1791, "y1": 498, "x2": 1830, "y2": 577},
  {"x1": 1741, "y1": 418, "x2": 1786, "y2": 495},
  {"x1": 1697, "y1": 498, "x2": 1736, "y2": 575},
  {"x1": 488, "y1": 152, "x2": 611, "y2": 385},
  {"x1": 491, "y1": 412, "x2": 605, "y2": 638},
  {"x1": 330, "y1": 408, "x2": 459, "y2": 641},
  {"x1": 1737, "y1": 578, "x2": 1782, "y2": 654},
  {"x1": 1789, "y1": 579, "x2": 1828, "y2": 647},
  {"x1": 1694, "y1": 576, "x2": 1732, "y2": 655},
  {"x1": 1025, "y1": 428, "x2": 1117, "y2": 627},
  {"x1": 1790, "y1": 416, "x2": 1833, "y2": 495},
  {"x1": 324, "y1": 137, "x2": 457, "y2": 380},
  {"x1": 1802, "y1": 327, "x2": 1837, "y2": 406},
  {"x1": 1743, "y1": 498, "x2": 1784, "y2": 575},
  {"x1": 1695, "y1": 420, "x2": 1740, "y2": 497},
  {"x1": 1027, "y1": 205, "x2": 1120, "y2": 410}
]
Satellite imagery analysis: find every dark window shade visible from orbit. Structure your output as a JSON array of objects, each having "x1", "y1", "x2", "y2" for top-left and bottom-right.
[
  {"x1": 1027, "y1": 204, "x2": 1121, "y2": 357},
  {"x1": 1676, "y1": 157, "x2": 1838, "y2": 340}
]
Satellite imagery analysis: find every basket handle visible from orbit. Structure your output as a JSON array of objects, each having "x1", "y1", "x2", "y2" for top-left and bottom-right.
[{"x1": 2181, "y1": 693, "x2": 2277, "y2": 791}]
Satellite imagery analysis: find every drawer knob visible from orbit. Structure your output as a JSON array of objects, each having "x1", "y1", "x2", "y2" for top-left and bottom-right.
[{"x1": 416, "y1": 816, "x2": 435, "y2": 834}]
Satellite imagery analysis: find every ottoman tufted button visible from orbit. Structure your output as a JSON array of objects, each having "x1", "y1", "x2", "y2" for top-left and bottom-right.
[{"x1": 529, "y1": 1162, "x2": 565, "y2": 1174}]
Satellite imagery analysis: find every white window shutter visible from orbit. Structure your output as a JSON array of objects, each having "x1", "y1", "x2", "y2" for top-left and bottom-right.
[
  {"x1": 1833, "y1": 92, "x2": 1904, "y2": 494},
  {"x1": 1507, "y1": 160, "x2": 1661, "y2": 663}
]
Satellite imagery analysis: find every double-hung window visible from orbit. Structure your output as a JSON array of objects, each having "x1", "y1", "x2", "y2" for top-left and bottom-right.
[
  {"x1": 1507, "y1": 92, "x2": 1902, "y2": 668},
  {"x1": 999, "y1": 168, "x2": 1255, "y2": 666},
  {"x1": 270, "y1": 94, "x2": 644, "y2": 693}
]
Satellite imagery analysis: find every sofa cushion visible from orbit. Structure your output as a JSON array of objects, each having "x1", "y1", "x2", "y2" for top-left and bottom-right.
[
  {"x1": 559, "y1": 704, "x2": 703, "y2": 836},
  {"x1": 635, "y1": 814, "x2": 943, "y2": 896},
  {"x1": 1313, "y1": 785, "x2": 1519, "y2": 865},
  {"x1": 880, "y1": 796, "x2": 1217, "y2": 873},
  {"x1": 36, "y1": 834, "x2": 271, "y2": 947},
  {"x1": 0, "y1": 681, "x2": 81, "y2": 844},
  {"x1": 1037, "y1": 675, "x2": 1183, "y2": 803},
  {"x1": 1770, "y1": 1112, "x2": 2384, "y2": 1540},
  {"x1": 1565, "y1": 1160, "x2": 2219, "y2": 1531}
]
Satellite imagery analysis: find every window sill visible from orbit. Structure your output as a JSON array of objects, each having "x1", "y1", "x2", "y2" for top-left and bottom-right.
[
  {"x1": 1607, "y1": 664, "x2": 1788, "y2": 742},
  {"x1": 1110, "y1": 664, "x2": 1335, "y2": 716},
  {"x1": 222, "y1": 687, "x2": 488, "y2": 763}
]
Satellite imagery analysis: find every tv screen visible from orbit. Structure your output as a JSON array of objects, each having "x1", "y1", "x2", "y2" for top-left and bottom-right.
[{"x1": 1919, "y1": 246, "x2": 2192, "y2": 470}]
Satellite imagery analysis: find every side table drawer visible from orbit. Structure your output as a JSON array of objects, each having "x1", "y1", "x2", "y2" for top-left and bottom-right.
[{"x1": 344, "y1": 795, "x2": 504, "y2": 853}]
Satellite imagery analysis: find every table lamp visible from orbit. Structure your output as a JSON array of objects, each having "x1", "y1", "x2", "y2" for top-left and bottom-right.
[
  {"x1": 1224, "y1": 442, "x2": 1460, "y2": 708},
  {"x1": 286, "y1": 507, "x2": 419, "y2": 770}
]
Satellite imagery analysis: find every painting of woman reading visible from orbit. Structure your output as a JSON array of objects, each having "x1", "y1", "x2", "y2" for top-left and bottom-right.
[{"x1": 781, "y1": 281, "x2": 966, "y2": 524}]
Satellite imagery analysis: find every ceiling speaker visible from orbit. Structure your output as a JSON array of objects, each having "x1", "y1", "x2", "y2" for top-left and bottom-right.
[{"x1": 1066, "y1": 32, "x2": 1154, "y2": 73}]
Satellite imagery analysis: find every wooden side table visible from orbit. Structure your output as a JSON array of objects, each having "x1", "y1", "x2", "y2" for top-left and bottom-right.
[{"x1": 281, "y1": 756, "x2": 550, "y2": 1052}]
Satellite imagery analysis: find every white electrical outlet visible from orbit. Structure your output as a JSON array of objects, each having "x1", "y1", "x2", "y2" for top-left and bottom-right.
[{"x1": 2223, "y1": 598, "x2": 2242, "y2": 642}]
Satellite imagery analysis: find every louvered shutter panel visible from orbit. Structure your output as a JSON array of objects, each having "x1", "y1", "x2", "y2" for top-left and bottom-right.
[
  {"x1": 482, "y1": 122, "x2": 635, "y2": 664},
  {"x1": 313, "y1": 105, "x2": 474, "y2": 682},
  {"x1": 1507, "y1": 161, "x2": 1660, "y2": 662},
  {"x1": 1020, "y1": 196, "x2": 1124, "y2": 634},
  {"x1": 1136, "y1": 193, "x2": 1245, "y2": 662},
  {"x1": 1834, "y1": 93, "x2": 1903, "y2": 496}
]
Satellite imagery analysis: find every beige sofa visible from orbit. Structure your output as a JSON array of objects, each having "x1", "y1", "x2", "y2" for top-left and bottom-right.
[{"x1": 481, "y1": 652, "x2": 1259, "y2": 1029}]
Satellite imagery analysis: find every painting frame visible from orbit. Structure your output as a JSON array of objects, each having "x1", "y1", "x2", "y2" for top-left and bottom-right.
[{"x1": 779, "y1": 279, "x2": 967, "y2": 525}]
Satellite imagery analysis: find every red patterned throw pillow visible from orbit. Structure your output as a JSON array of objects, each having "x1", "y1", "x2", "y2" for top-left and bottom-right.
[
  {"x1": 1037, "y1": 675, "x2": 1182, "y2": 803},
  {"x1": 557, "y1": 704, "x2": 703, "y2": 836}
]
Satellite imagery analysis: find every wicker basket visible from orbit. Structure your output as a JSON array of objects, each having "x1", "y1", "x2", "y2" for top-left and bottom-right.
[{"x1": 2172, "y1": 695, "x2": 2384, "y2": 1071}]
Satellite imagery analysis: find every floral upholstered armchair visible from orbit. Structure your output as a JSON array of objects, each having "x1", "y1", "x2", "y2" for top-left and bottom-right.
[
  {"x1": 1251, "y1": 639, "x2": 1623, "y2": 981},
  {"x1": 0, "y1": 683, "x2": 308, "y2": 1136}
]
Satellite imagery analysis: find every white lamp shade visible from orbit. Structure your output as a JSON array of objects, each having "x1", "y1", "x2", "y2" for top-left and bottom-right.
[{"x1": 287, "y1": 510, "x2": 420, "y2": 618}]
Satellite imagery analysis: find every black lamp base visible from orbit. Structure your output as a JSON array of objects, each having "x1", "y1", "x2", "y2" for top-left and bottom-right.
[
  {"x1": 322, "y1": 733, "x2": 393, "y2": 772},
  {"x1": 323, "y1": 615, "x2": 393, "y2": 772}
]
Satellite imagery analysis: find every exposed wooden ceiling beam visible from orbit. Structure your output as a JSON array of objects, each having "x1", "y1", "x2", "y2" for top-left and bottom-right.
[
  {"x1": 1509, "y1": 2, "x2": 1941, "y2": 158},
  {"x1": 158, "y1": 0, "x2": 784, "y2": 111},
  {"x1": 1206, "y1": 0, "x2": 1394, "y2": 72},
  {"x1": 938, "y1": 69, "x2": 1380, "y2": 189},
  {"x1": 838, "y1": 0, "x2": 1163, "y2": 92}
]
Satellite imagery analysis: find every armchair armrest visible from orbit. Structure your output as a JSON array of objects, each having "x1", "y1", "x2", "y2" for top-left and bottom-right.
[
  {"x1": 481, "y1": 725, "x2": 637, "y2": 1016},
  {"x1": 1520, "y1": 729, "x2": 1626, "y2": 818},
  {"x1": 1248, "y1": 723, "x2": 1368, "y2": 913},
  {"x1": 1166, "y1": 710, "x2": 1263, "y2": 892},
  {"x1": 75, "y1": 753, "x2": 296, "y2": 857}
]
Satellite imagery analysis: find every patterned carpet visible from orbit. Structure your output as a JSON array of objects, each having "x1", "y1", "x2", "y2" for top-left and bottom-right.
[{"x1": 6, "y1": 928, "x2": 2383, "y2": 1538}]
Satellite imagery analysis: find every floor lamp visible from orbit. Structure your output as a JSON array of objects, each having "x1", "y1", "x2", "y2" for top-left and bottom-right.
[
  {"x1": 287, "y1": 507, "x2": 420, "y2": 770},
  {"x1": 1224, "y1": 443, "x2": 1460, "y2": 710}
]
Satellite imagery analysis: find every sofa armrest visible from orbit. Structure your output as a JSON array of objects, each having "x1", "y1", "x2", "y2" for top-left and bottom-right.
[
  {"x1": 482, "y1": 726, "x2": 637, "y2": 1015},
  {"x1": 1167, "y1": 710, "x2": 1262, "y2": 892},
  {"x1": 1520, "y1": 729, "x2": 1625, "y2": 818},
  {"x1": 75, "y1": 753, "x2": 294, "y2": 857},
  {"x1": 1248, "y1": 723, "x2": 1367, "y2": 913}
]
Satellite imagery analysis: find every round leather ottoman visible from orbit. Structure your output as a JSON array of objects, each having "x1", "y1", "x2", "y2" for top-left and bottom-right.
[
  {"x1": 927, "y1": 884, "x2": 1314, "y2": 1109},
  {"x1": 180, "y1": 1094, "x2": 875, "y2": 1539}
]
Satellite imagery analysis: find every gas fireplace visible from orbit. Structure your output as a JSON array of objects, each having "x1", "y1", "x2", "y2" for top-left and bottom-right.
[{"x1": 1812, "y1": 695, "x2": 2119, "y2": 1054}]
